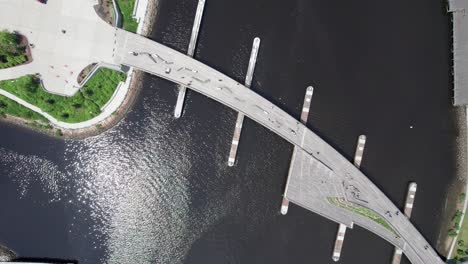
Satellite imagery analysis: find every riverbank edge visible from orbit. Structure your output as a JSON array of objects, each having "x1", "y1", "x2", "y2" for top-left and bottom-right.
[
  {"x1": 0, "y1": 0, "x2": 159, "y2": 139},
  {"x1": 436, "y1": 106, "x2": 468, "y2": 259}
]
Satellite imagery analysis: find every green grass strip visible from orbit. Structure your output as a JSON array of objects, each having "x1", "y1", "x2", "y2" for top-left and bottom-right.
[
  {"x1": 451, "y1": 208, "x2": 468, "y2": 261},
  {"x1": 0, "y1": 94, "x2": 47, "y2": 122},
  {"x1": 327, "y1": 197, "x2": 400, "y2": 238},
  {"x1": 0, "y1": 68, "x2": 125, "y2": 123},
  {"x1": 115, "y1": 0, "x2": 138, "y2": 33}
]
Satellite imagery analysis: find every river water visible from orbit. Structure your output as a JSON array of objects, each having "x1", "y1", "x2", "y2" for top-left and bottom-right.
[{"x1": 0, "y1": 0, "x2": 458, "y2": 263}]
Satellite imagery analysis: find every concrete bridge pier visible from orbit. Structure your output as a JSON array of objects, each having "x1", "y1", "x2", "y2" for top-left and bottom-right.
[
  {"x1": 281, "y1": 86, "x2": 314, "y2": 214},
  {"x1": 174, "y1": 0, "x2": 206, "y2": 118},
  {"x1": 392, "y1": 182, "x2": 418, "y2": 264},
  {"x1": 331, "y1": 134, "x2": 367, "y2": 261},
  {"x1": 227, "y1": 37, "x2": 261, "y2": 166}
]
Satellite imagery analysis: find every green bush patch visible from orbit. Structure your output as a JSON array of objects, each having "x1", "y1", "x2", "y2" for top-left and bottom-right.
[
  {"x1": 82, "y1": 68, "x2": 125, "y2": 106},
  {"x1": 0, "y1": 30, "x2": 28, "y2": 69},
  {"x1": 0, "y1": 94, "x2": 47, "y2": 122},
  {"x1": 115, "y1": 0, "x2": 138, "y2": 33},
  {"x1": 451, "y1": 209, "x2": 468, "y2": 262}
]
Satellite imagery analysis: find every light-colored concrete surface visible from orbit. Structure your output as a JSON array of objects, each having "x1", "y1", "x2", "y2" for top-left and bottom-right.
[
  {"x1": 300, "y1": 86, "x2": 313, "y2": 124},
  {"x1": 353, "y1": 135, "x2": 366, "y2": 167},
  {"x1": 187, "y1": 0, "x2": 205, "y2": 58},
  {"x1": 392, "y1": 248, "x2": 404, "y2": 264},
  {"x1": 174, "y1": 0, "x2": 206, "y2": 118},
  {"x1": 132, "y1": 0, "x2": 149, "y2": 33},
  {"x1": 0, "y1": 1, "x2": 446, "y2": 263},
  {"x1": 332, "y1": 223, "x2": 347, "y2": 261},
  {"x1": 392, "y1": 182, "x2": 418, "y2": 264},
  {"x1": 228, "y1": 37, "x2": 260, "y2": 166},
  {"x1": 281, "y1": 86, "x2": 313, "y2": 215},
  {"x1": 331, "y1": 134, "x2": 366, "y2": 262},
  {"x1": 404, "y1": 183, "x2": 418, "y2": 217}
]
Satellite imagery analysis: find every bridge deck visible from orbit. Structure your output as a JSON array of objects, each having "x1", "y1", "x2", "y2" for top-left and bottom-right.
[
  {"x1": 448, "y1": 0, "x2": 468, "y2": 105},
  {"x1": 114, "y1": 30, "x2": 445, "y2": 264}
]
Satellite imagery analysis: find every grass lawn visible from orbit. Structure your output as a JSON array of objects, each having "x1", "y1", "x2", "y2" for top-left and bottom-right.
[
  {"x1": 0, "y1": 68, "x2": 125, "y2": 123},
  {"x1": 0, "y1": 94, "x2": 47, "y2": 122},
  {"x1": 115, "y1": 0, "x2": 138, "y2": 33},
  {"x1": 452, "y1": 209, "x2": 468, "y2": 262}
]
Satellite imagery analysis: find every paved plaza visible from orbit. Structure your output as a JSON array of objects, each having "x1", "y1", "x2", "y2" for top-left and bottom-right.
[{"x1": 0, "y1": 0, "x2": 118, "y2": 95}]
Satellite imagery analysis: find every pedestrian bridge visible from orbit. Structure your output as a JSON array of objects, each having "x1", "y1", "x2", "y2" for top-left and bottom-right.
[
  {"x1": 0, "y1": 1, "x2": 445, "y2": 263},
  {"x1": 114, "y1": 30, "x2": 445, "y2": 264}
]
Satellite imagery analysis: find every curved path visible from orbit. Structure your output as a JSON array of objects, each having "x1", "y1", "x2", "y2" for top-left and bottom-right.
[{"x1": 113, "y1": 30, "x2": 445, "y2": 264}]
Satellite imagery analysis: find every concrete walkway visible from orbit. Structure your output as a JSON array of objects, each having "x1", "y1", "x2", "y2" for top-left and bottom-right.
[{"x1": 0, "y1": 63, "x2": 37, "y2": 81}]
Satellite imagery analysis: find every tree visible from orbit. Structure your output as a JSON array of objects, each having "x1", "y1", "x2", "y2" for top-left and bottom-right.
[
  {"x1": 72, "y1": 103, "x2": 82, "y2": 109},
  {"x1": 21, "y1": 76, "x2": 39, "y2": 93},
  {"x1": 0, "y1": 30, "x2": 20, "y2": 57},
  {"x1": 449, "y1": 228, "x2": 458, "y2": 237}
]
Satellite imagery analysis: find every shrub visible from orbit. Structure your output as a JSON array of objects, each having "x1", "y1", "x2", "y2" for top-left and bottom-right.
[
  {"x1": 449, "y1": 229, "x2": 458, "y2": 237},
  {"x1": 0, "y1": 30, "x2": 20, "y2": 57}
]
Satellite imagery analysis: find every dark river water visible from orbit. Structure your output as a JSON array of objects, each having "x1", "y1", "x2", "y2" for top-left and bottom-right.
[{"x1": 0, "y1": 0, "x2": 458, "y2": 263}]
